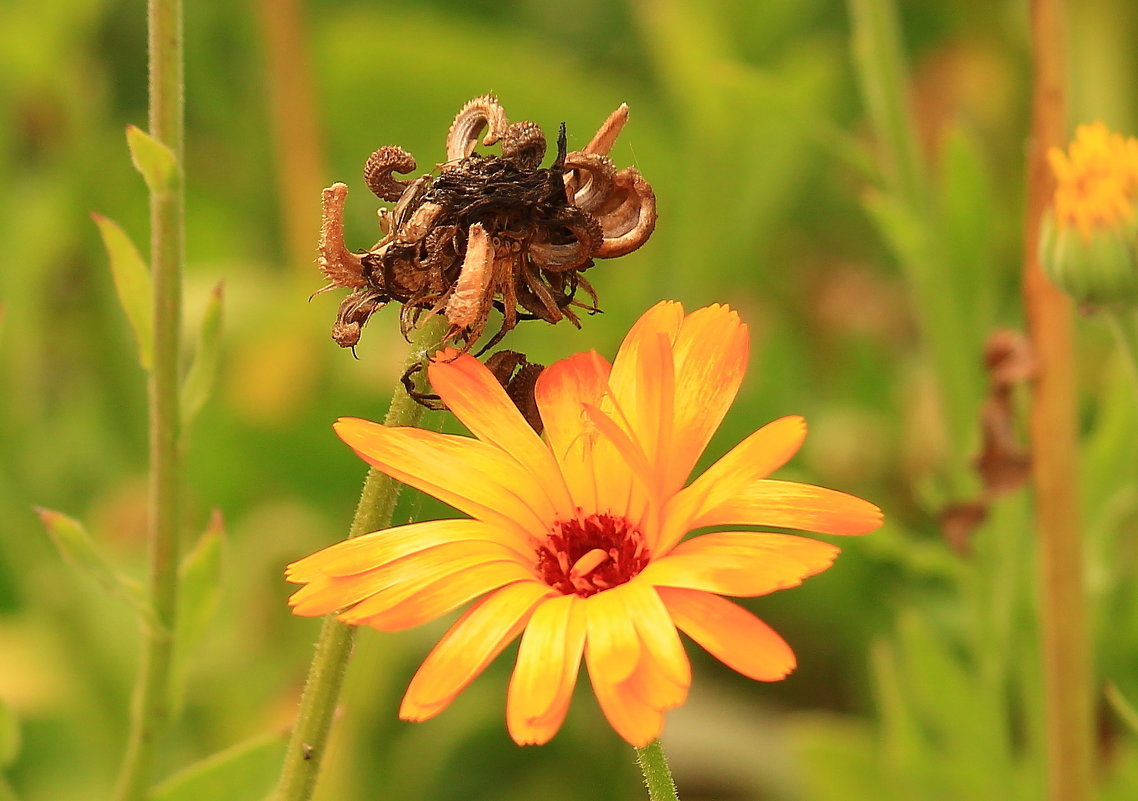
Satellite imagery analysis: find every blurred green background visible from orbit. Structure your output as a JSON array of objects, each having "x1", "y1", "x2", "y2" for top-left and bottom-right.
[{"x1": 3, "y1": 0, "x2": 1138, "y2": 799}]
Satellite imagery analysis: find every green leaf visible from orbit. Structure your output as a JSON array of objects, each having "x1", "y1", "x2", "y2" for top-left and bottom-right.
[
  {"x1": 91, "y1": 213, "x2": 154, "y2": 369},
  {"x1": 1107, "y1": 684, "x2": 1138, "y2": 736},
  {"x1": 0, "y1": 698, "x2": 19, "y2": 768},
  {"x1": 126, "y1": 124, "x2": 179, "y2": 193},
  {"x1": 34, "y1": 507, "x2": 159, "y2": 631},
  {"x1": 171, "y1": 510, "x2": 224, "y2": 713},
  {"x1": 146, "y1": 731, "x2": 287, "y2": 801},
  {"x1": 180, "y1": 282, "x2": 224, "y2": 426}
]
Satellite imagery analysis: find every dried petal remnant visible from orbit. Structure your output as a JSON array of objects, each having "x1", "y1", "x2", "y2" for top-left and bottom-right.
[{"x1": 315, "y1": 96, "x2": 658, "y2": 352}]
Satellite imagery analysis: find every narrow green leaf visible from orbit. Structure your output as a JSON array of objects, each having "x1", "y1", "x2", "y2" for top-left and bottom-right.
[
  {"x1": 126, "y1": 124, "x2": 179, "y2": 194},
  {"x1": 146, "y1": 731, "x2": 287, "y2": 801},
  {"x1": 91, "y1": 213, "x2": 154, "y2": 369},
  {"x1": 1107, "y1": 684, "x2": 1138, "y2": 735},
  {"x1": 180, "y1": 282, "x2": 224, "y2": 426},
  {"x1": 171, "y1": 510, "x2": 224, "y2": 713},
  {"x1": 0, "y1": 698, "x2": 19, "y2": 767},
  {"x1": 34, "y1": 507, "x2": 160, "y2": 630}
]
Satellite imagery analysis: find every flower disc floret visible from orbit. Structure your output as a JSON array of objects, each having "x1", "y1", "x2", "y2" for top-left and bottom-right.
[{"x1": 537, "y1": 514, "x2": 650, "y2": 597}]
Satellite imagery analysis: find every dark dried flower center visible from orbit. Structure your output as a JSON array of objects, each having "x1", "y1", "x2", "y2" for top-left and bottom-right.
[{"x1": 535, "y1": 513, "x2": 650, "y2": 598}]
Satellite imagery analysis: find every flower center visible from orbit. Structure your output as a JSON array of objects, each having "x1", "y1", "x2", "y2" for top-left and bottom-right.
[{"x1": 535, "y1": 513, "x2": 650, "y2": 598}]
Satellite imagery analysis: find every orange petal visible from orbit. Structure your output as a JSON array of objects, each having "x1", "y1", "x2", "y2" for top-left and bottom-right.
[
  {"x1": 607, "y1": 303, "x2": 682, "y2": 470},
  {"x1": 533, "y1": 351, "x2": 615, "y2": 511},
  {"x1": 334, "y1": 417, "x2": 554, "y2": 533},
  {"x1": 665, "y1": 304, "x2": 750, "y2": 492},
  {"x1": 640, "y1": 532, "x2": 839, "y2": 597},
  {"x1": 285, "y1": 519, "x2": 523, "y2": 583},
  {"x1": 401, "y1": 582, "x2": 552, "y2": 719},
  {"x1": 427, "y1": 353, "x2": 574, "y2": 519},
  {"x1": 657, "y1": 416, "x2": 807, "y2": 551},
  {"x1": 658, "y1": 587, "x2": 795, "y2": 681},
  {"x1": 622, "y1": 640, "x2": 688, "y2": 712},
  {"x1": 340, "y1": 555, "x2": 535, "y2": 629},
  {"x1": 507, "y1": 594, "x2": 586, "y2": 745},
  {"x1": 623, "y1": 580, "x2": 690, "y2": 689},
  {"x1": 288, "y1": 539, "x2": 524, "y2": 618},
  {"x1": 584, "y1": 585, "x2": 641, "y2": 683},
  {"x1": 693, "y1": 479, "x2": 883, "y2": 535},
  {"x1": 586, "y1": 640, "x2": 665, "y2": 747}
]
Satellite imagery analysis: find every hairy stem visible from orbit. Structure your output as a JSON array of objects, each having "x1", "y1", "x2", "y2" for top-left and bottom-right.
[
  {"x1": 634, "y1": 740, "x2": 681, "y2": 801},
  {"x1": 1023, "y1": 1, "x2": 1094, "y2": 799},
  {"x1": 273, "y1": 315, "x2": 449, "y2": 801},
  {"x1": 111, "y1": 0, "x2": 184, "y2": 799}
]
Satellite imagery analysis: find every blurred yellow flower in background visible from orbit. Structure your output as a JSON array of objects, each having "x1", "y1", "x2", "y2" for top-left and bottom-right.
[
  {"x1": 286, "y1": 302, "x2": 882, "y2": 746},
  {"x1": 1044, "y1": 122, "x2": 1138, "y2": 306}
]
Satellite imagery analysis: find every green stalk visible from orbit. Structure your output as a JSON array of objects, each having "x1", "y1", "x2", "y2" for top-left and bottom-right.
[
  {"x1": 1106, "y1": 309, "x2": 1138, "y2": 393},
  {"x1": 272, "y1": 314, "x2": 448, "y2": 801},
  {"x1": 634, "y1": 740, "x2": 681, "y2": 801},
  {"x1": 111, "y1": 1, "x2": 184, "y2": 800}
]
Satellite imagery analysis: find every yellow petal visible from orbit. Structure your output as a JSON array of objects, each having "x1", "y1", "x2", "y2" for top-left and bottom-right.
[
  {"x1": 665, "y1": 304, "x2": 749, "y2": 492},
  {"x1": 285, "y1": 519, "x2": 522, "y2": 583},
  {"x1": 659, "y1": 587, "x2": 795, "y2": 681},
  {"x1": 586, "y1": 641, "x2": 665, "y2": 747},
  {"x1": 657, "y1": 416, "x2": 807, "y2": 551},
  {"x1": 507, "y1": 594, "x2": 586, "y2": 745},
  {"x1": 641, "y1": 532, "x2": 839, "y2": 597},
  {"x1": 334, "y1": 417, "x2": 553, "y2": 533},
  {"x1": 692, "y1": 479, "x2": 884, "y2": 535},
  {"x1": 584, "y1": 585, "x2": 641, "y2": 683},
  {"x1": 428, "y1": 352, "x2": 574, "y2": 519},
  {"x1": 622, "y1": 641, "x2": 688, "y2": 712},
  {"x1": 401, "y1": 582, "x2": 552, "y2": 719}
]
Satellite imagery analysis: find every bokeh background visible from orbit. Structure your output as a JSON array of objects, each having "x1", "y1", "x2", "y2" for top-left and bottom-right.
[{"x1": 3, "y1": 0, "x2": 1138, "y2": 799}]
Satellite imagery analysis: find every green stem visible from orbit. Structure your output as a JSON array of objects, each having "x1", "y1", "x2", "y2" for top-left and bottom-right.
[
  {"x1": 112, "y1": 0, "x2": 184, "y2": 800},
  {"x1": 1106, "y1": 309, "x2": 1138, "y2": 394},
  {"x1": 273, "y1": 315, "x2": 449, "y2": 801},
  {"x1": 634, "y1": 740, "x2": 681, "y2": 801}
]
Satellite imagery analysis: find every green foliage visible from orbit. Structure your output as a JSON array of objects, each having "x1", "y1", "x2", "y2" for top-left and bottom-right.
[{"x1": 4, "y1": 0, "x2": 1138, "y2": 799}]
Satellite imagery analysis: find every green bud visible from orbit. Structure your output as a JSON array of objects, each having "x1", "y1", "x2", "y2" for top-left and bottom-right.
[{"x1": 1041, "y1": 210, "x2": 1138, "y2": 309}]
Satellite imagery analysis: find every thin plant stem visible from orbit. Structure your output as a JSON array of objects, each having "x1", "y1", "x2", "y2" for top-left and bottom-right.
[
  {"x1": 1023, "y1": 1, "x2": 1094, "y2": 799},
  {"x1": 111, "y1": 0, "x2": 184, "y2": 799},
  {"x1": 1106, "y1": 309, "x2": 1138, "y2": 393},
  {"x1": 634, "y1": 740, "x2": 681, "y2": 801},
  {"x1": 273, "y1": 314, "x2": 449, "y2": 801}
]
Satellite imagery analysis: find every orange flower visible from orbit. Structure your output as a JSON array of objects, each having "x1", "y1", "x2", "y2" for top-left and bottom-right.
[{"x1": 286, "y1": 302, "x2": 882, "y2": 746}]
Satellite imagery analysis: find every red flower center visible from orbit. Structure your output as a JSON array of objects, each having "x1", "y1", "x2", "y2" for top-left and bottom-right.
[{"x1": 536, "y1": 513, "x2": 651, "y2": 597}]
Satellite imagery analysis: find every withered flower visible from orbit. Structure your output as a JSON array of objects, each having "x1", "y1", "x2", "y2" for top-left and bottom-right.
[{"x1": 316, "y1": 96, "x2": 657, "y2": 352}]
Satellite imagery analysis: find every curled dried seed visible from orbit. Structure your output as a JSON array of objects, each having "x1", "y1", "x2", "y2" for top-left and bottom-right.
[
  {"x1": 444, "y1": 223, "x2": 494, "y2": 330},
  {"x1": 583, "y1": 102, "x2": 629, "y2": 157},
  {"x1": 594, "y1": 168, "x2": 656, "y2": 258},
  {"x1": 500, "y1": 121, "x2": 547, "y2": 169},
  {"x1": 446, "y1": 95, "x2": 509, "y2": 162},
  {"x1": 317, "y1": 183, "x2": 366, "y2": 290},
  {"x1": 563, "y1": 152, "x2": 616, "y2": 213},
  {"x1": 528, "y1": 213, "x2": 603, "y2": 271},
  {"x1": 364, "y1": 146, "x2": 417, "y2": 202}
]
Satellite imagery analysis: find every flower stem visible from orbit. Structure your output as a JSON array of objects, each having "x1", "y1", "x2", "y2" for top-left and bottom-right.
[
  {"x1": 1023, "y1": 1, "x2": 1094, "y2": 799},
  {"x1": 634, "y1": 740, "x2": 681, "y2": 801},
  {"x1": 111, "y1": 0, "x2": 184, "y2": 799},
  {"x1": 1106, "y1": 309, "x2": 1138, "y2": 394},
  {"x1": 272, "y1": 314, "x2": 449, "y2": 801}
]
